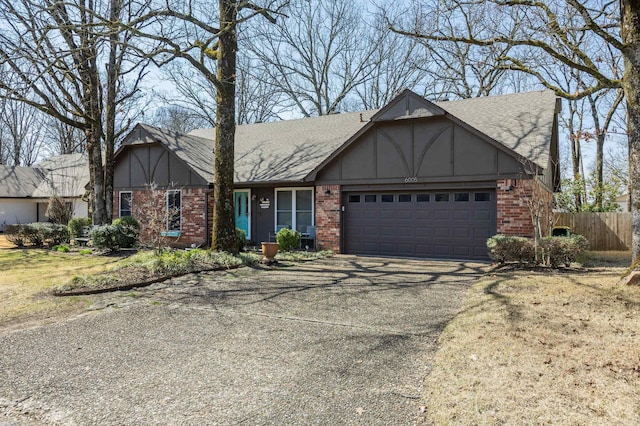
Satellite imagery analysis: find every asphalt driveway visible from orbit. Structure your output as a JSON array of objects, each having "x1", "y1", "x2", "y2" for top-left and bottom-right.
[{"x1": 0, "y1": 256, "x2": 487, "y2": 425}]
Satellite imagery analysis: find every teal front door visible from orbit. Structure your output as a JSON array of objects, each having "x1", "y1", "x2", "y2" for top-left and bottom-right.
[{"x1": 234, "y1": 191, "x2": 250, "y2": 238}]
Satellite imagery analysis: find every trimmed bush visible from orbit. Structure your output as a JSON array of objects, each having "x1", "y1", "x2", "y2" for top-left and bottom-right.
[
  {"x1": 486, "y1": 234, "x2": 535, "y2": 265},
  {"x1": 42, "y1": 223, "x2": 71, "y2": 246},
  {"x1": 3, "y1": 223, "x2": 69, "y2": 247},
  {"x1": 68, "y1": 217, "x2": 92, "y2": 238},
  {"x1": 112, "y1": 216, "x2": 140, "y2": 248},
  {"x1": 539, "y1": 234, "x2": 589, "y2": 267},
  {"x1": 236, "y1": 228, "x2": 247, "y2": 253},
  {"x1": 90, "y1": 225, "x2": 123, "y2": 251},
  {"x1": 276, "y1": 228, "x2": 301, "y2": 252},
  {"x1": 22, "y1": 224, "x2": 44, "y2": 247}
]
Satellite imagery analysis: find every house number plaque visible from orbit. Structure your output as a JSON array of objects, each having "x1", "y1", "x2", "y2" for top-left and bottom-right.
[
  {"x1": 404, "y1": 177, "x2": 418, "y2": 183},
  {"x1": 259, "y1": 198, "x2": 271, "y2": 209}
]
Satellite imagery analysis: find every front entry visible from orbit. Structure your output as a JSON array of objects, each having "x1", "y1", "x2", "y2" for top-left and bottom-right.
[{"x1": 234, "y1": 190, "x2": 250, "y2": 239}]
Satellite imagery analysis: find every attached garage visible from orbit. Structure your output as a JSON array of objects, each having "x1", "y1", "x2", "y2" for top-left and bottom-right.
[
  {"x1": 310, "y1": 90, "x2": 560, "y2": 260},
  {"x1": 343, "y1": 189, "x2": 496, "y2": 260}
]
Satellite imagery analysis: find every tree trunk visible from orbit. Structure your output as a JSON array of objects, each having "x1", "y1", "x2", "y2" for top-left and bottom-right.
[
  {"x1": 211, "y1": 0, "x2": 238, "y2": 253},
  {"x1": 587, "y1": 94, "x2": 604, "y2": 210},
  {"x1": 567, "y1": 104, "x2": 583, "y2": 211},
  {"x1": 86, "y1": 125, "x2": 107, "y2": 225},
  {"x1": 103, "y1": 0, "x2": 121, "y2": 223},
  {"x1": 622, "y1": 0, "x2": 640, "y2": 262}
]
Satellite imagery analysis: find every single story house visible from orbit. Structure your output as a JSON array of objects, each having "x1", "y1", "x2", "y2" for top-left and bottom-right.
[
  {"x1": 113, "y1": 89, "x2": 560, "y2": 260},
  {"x1": 0, "y1": 153, "x2": 89, "y2": 230}
]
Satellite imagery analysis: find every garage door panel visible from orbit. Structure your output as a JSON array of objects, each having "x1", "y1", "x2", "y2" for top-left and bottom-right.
[
  {"x1": 453, "y1": 246, "x2": 471, "y2": 257},
  {"x1": 415, "y1": 211, "x2": 432, "y2": 220},
  {"x1": 344, "y1": 190, "x2": 495, "y2": 260},
  {"x1": 364, "y1": 211, "x2": 380, "y2": 220},
  {"x1": 474, "y1": 228, "x2": 492, "y2": 238},
  {"x1": 380, "y1": 210, "x2": 398, "y2": 220},
  {"x1": 453, "y1": 210, "x2": 470, "y2": 221},
  {"x1": 434, "y1": 228, "x2": 451, "y2": 238},
  {"x1": 434, "y1": 210, "x2": 450, "y2": 220},
  {"x1": 454, "y1": 228, "x2": 470, "y2": 238},
  {"x1": 397, "y1": 227, "x2": 414, "y2": 237},
  {"x1": 395, "y1": 210, "x2": 413, "y2": 220},
  {"x1": 474, "y1": 210, "x2": 492, "y2": 220},
  {"x1": 380, "y1": 226, "x2": 396, "y2": 236},
  {"x1": 433, "y1": 245, "x2": 453, "y2": 256},
  {"x1": 379, "y1": 242, "x2": 396, "y2": 252},
  {"x1": 414, "y1": 227, "x2": 433, "y2": 238}
]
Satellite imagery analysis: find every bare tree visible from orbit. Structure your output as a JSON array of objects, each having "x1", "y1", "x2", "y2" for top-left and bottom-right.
[
  {"x1": 235, "y1": 55, "x2": 289, "y2": 124},
  {"x1": 396, "y1": 1, "x2": 529, "y2": 100},
  {"x1": 353, "y1": 14, "x2": 432, "y2": 109},
  {"x1": 151, "y1": 104, "x2": 211, "y2": 134},
  {"x1": 43, "y1": 117, "x2": 86, "y2": 156},
  {"x1": 0, "y1": 100, "x2": 46, "y2": 166},
  {"x1": 156, "y1": 54, "x2": 286, "y2": 126},
  {"x1": 246, "y1": 0, "x2": 384, "y2": 116}
]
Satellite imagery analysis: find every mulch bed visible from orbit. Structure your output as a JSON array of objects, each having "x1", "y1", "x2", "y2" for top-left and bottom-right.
[{"x1": 52, "y1": 264, "x2": 242, "y2": 297}]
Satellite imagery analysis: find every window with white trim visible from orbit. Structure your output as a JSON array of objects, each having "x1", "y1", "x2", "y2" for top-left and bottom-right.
[
  {"x1": 276, "y1": 188, "x2": 313, "y2": 233},
  {"x1": 119, "y1": 192, "x2": 132, "y2": 217},
  {"x1": 167, "y1": 190, "x2": 182, "y2": 231}
]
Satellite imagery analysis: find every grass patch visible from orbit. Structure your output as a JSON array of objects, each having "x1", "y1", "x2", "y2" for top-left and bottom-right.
[
  {"x1": 422, "y1": 251, "x2": 640, "y2": 425},
  {"x1": 0, "y1": 242, "x2": 122, "y2": 330}
]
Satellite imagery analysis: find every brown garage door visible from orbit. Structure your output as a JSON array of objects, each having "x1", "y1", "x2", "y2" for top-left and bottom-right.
[{"x1": 343, "y1": 190, "x2": 496, "y2": 260}]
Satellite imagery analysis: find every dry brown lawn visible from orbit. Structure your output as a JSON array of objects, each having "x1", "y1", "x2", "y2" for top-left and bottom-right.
[
  {"x1": 422, "y1": 251, "x2": 640, "y2": 425},
  {"x1": 0, "y1": 236, "x2": 122, "y2": 331},
  {"x1": 0, "y1": 234, "x2": 12, "y2": 249}
]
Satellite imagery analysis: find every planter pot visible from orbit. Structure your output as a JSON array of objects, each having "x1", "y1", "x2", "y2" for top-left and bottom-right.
[{"x1": 261, "y1": 242, "x2": 279, "y2": 262}]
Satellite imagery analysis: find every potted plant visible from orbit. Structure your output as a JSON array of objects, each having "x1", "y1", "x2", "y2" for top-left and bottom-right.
[{"x1": 261, "y1": 241, "x2": 279, "y2": 263}]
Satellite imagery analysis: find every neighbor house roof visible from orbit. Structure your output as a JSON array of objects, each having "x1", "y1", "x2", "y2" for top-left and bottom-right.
[
  {"x1": 0, "y1": 153, "x2": 89, "y2": 199},
  {"x1": 121, "y1": 89, "x2": 559, "y2": 185},
  {"x1": 0, "y1": 166, "x2": 45, "y2": 197},
  {"x1": 33, "y1": 153, "x2": 89, "y2": 198}
]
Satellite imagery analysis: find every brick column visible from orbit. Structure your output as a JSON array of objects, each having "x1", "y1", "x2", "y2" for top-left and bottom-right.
[
  {"x1": 315, "y1": 185, "x2": 341, "y2": 252},
  {"x1": 496, "y1": 179, "x2": 535, "y2": 237}
]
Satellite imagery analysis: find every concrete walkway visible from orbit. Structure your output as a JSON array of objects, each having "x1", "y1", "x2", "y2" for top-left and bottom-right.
[{"x1": 0, "y1": 256, "x2": 487, "y2": 425}]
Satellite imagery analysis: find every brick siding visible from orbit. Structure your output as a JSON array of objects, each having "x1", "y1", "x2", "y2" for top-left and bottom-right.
[
  {"x1": 315, "y1": 185, "x2": 341, "y2": 252},
  {"x1": 113, "y1": 187, "x2": 210, "y2": 248},
  {"x1": 496, "y1": 178, "x2": 553, "y2": 237}
]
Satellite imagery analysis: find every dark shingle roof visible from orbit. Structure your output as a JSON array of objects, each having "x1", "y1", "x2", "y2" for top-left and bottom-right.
[
  {"x1": 189, "y1": 111, "x2": 375, "y2": 182},
  {"x1": 134, "y1": 124, "x2": 216, "y2": 183},
  {"x1": 129, "y1": 90, "x2": 558, "y2": 184},
  {"x1": 439, "y1": 90, "x2": 558, "y2": 167}
]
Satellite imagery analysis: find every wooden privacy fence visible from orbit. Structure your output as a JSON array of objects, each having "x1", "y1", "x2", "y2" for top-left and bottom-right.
[{"x1": 555, "y1": 212, "x2": 631, "y2": 251}]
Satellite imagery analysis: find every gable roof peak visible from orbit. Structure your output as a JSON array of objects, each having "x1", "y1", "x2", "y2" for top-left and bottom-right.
[{"x1": 371, "y1": 89, "x2": 445, "y2": 122}]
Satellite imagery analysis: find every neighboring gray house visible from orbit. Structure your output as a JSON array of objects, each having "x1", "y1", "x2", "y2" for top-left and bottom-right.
[
  {"x1": 113, "y1": 89, "x2": 561, "y2": 260},
  {"x1": 0, "y1": 153, "x2": 89, "y2": 230}
]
